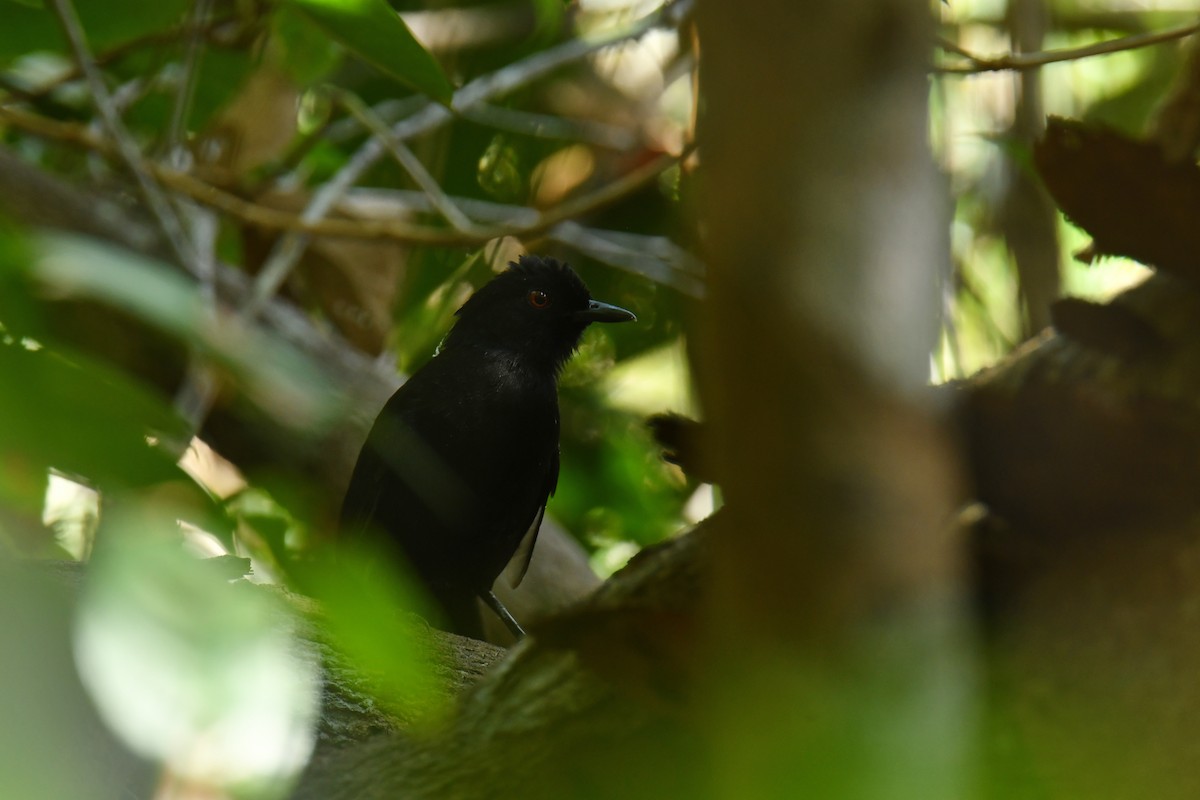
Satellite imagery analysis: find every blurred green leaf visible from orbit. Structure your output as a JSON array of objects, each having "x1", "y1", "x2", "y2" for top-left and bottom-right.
[
  {"x1": 31, "y1": 233, "x2": 337, "y2": 430},
  {"x1": 122, "y1": 48, "x2": 255, "y2": 134},
  {"x1": 0, "y1": 341, "x2": 186, "y2": 491},
  {"x1": 0, "y1": 337, "x2": 239, "y2": 560},
  {"x1": 298, "y1": 541, "x2": 443, "y2": 717},
  {"x1": 529, "y1": 0, "x2": 567, "y2": 42},
  {"x1": 0, "y1": 221, "x2": 46, "y2": 339},
  {"x1": 0, "y1": 0, "x2": 189, "y2": 66},
  {"x1": 77, "y1": 526, "x2": 319, "y2": 794},
  {"x1": 284, "y1": 0, "x2": 453, "y2": 103},
  {"x1": 271, "y1": 4, "x2": 343, "y2": 85},
  {"x1": 557, "y1": 394, "x2": 688, "y2": 550},
  {"x1": 0, "y1": 561, "x2": 149, "y2": 798},
  {"x1": 477, "y1": 134, "x2": 524, "y2": 202}
]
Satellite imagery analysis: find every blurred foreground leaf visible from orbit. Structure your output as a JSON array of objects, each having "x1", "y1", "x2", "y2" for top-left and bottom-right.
[
  {"x1": 30, "y1": 233, "x2": 336, "y2": 430},
  {"x1": 0, "y1": 340, "x2": 186, "y2": 520},
  {"x1": 299, "y1": 541, "x2": 443, "y2": 719},
  {"x1": 75, "y1": 519, "x2": 320, "y2": 797},
  {"x1": 0, "y1": 560, "x2": 150, "y2": 798}
]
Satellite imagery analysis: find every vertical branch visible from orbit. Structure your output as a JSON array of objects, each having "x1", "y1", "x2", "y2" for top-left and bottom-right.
[
  {"x1": 163, "y1": 0, "x2": 220, "y2": 437},
  {"x1": 164, "y1": 0, "x2": 215, "y2": 166},
  {"x1": 1003, "y1": 0, "x2": 1060, "y2": 337},
  {"x1": 172, "y1": 208, "x2": 220, "y2": 438},
  {"x1": 696, "y1": 0, "x2": 973, "y2": 796}
]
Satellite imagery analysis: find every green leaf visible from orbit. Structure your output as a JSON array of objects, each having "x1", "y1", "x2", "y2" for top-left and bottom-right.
[
  {"x1": 477, "y1": 134, "x2": 523, "y2": 202},
  {"x1": 297, "y1": 541, "x2": 443, "y2": 718},
  {"x1": 76, "y1": 530, "x2": 320, "y2": 790},
  {"x1": 270, "y1": 4, "x2": 343, "y2": 85},
  {"x1": 529, "y1": 0, "x2": 567, "y2": 42},
  {"x1": 0, "y1": 341, "x2": 187, "y2": 493},
  {"x1": 121, "y1": 48, "x2": 255, "y2": 135},
  {"x1": 30, "y1": 233, "x2": 337, "y2": 431},
  {"x1": 284, "y1": 0, "x2": 453, "y2": 103},
  {"x1": 0, "y1": 0, "x2": 189, "y2": 66}
]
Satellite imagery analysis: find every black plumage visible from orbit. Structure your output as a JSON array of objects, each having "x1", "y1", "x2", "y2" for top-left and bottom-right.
[{"x1": 339, "y1": 255, "x2": 635, "y2": 637}]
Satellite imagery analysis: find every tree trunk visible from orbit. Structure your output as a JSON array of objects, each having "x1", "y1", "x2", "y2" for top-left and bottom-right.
[{"x1": 694, "y1": 1, "x2": 974, "y2": 796}]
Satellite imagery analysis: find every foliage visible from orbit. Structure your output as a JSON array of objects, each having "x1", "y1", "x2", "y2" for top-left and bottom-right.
[
  {"x1": 1, "y1": 0, "x2": 1194, "y2": 793},
  {"x1": 0, "y1": 0, "x2": 694, "y2": 793},
  {"x1": 933, "y1": 0, "x2": 1188, "y2": 377}
]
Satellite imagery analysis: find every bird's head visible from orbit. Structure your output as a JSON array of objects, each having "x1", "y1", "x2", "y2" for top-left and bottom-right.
[{"x1": 446, "y1": 255, "x2": 636, "y2": 370}]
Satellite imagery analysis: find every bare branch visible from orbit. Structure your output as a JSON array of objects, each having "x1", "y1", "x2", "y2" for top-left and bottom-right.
[
  {"x1": 461, "y1": 104, "x2": 640, "y2": 151},
  {"x1": 46, "y1": 0, "x2": 199, "y2": 275},
  {"x1": 937, "y1": 19, "x2": 1200, "y2": 74},
  {"x1": 343, "y1": 189, "x2": 703, "y2": 293},
  {"x1": 332, "y1": 88, "x2": 485, "y2": 236},
  {"x1": 549, "y1": 221, "x2": 703, "y2": 297},
  {"x1": 0, "y1": 105, "x2": 689, "y2": 266},
  {"x1": 0, "y1": 14, "x2": 241, "y2": 104}
]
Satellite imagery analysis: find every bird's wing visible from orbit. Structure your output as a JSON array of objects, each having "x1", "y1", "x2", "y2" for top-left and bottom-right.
[
  {"x1": 338, "y1": 441, "x2": 387, "y2": 538},
  {"x1": 503, "y1": 447, "x2": 559, "y2": 589},
  {"x1": 503, "y1": 504, "x2": 544, "y2": 589}
]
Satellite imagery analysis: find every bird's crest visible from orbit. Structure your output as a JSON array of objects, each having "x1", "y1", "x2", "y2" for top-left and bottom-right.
[
  {"x1": 508, "y1": 255, "x2": 588, "y2": 293},
  {"x1": 452, "y1": 255, "x2": 586, "y2": 318}
]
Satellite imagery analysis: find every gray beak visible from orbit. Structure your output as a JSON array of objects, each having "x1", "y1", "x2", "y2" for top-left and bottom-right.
[{"x1": 574, "y1": 299, "x2": 636, "y2": 323}]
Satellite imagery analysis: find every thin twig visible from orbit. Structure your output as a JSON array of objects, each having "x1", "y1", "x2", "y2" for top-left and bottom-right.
[
  {"x1": 322, "y1": 97, "x2": 427, "y2": 143},
  {"x1": 245, "y1": 0, "x2": 694, "y2": 318},
  {"x1": 936, "y1": 19, "x2": 1200, "y2": 74},
  {"x1": 165, "y1": 0, "x2": 215, "y2": 166},
  {"x1": 0, "y1": 14, "x2": 240, "y2": 105},
  {"x1": 173, "y1": 208, "x2": 221, "y2": 438},
  {"x1": 549, "y1": 221, "x2": 704, "y2": 297},
  {"x1": 342, "y1": 187, "x2": 703, "y2": 289},
  {"x1": 934, "y1": 35, "x2": 975, "y2": 60},
  {"x1": 523, "y1": 145, "x2": 689, "y2": 237},
  {"x1": 46, "y1": 0, "x2": 199, "y2": 275},
  {"x1": 0, "y1": 104, "x2": 689, "y2": 250},
  {"x1": 162, "y1": 0, "x2": 221, "y2": 436},
  {"x1": 461, "y1": 104, "x2": 640, "y2": 151},
  {"x1": 332, "y1": 88, "x2": 484, "y2": 235}
]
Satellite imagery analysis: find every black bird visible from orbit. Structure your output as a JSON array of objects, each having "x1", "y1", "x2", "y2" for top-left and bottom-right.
[{"x1": 339, "y1": 255, "x2": 635, "y2": 638}]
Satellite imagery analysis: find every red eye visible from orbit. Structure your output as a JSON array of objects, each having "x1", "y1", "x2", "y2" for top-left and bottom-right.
[{"x1": 528, "y1": 290, "x2": 550, "y2": 309}]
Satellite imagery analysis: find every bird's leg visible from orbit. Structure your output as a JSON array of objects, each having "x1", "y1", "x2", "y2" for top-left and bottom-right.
[{"x1": 481, "y1": 590, "x2": 526, "y2": 639}]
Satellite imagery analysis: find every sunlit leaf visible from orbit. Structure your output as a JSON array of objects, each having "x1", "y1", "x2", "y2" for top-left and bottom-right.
[{"x1": 75, "y1": 524, "x2": 320, "y2": 795}]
